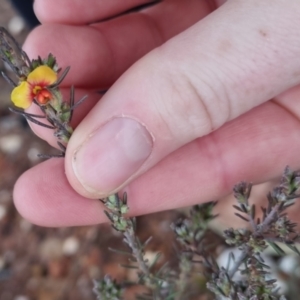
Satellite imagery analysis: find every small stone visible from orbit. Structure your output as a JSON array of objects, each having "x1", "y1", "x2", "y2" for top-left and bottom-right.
[
  {"x1": 8, "y1": 16, "x2": 26, "y2": 35},
  {"x1": 0, "y1": 256, "x2": 5, "y2": 270},
  {"x1": 62, "y1": 236, "x2": 80, "y2": 256},
  {"x1": 0, "y1": 134, "x2": 22, "y2": 153},
  {"x1": 144, "y1": 251, "x2": 160, "y2": 265},
  {"x1": 27, "y1": 147, "x2": 41, "y2": 162},
  {"x1": 217, "y1": 248, "x2": 244, "y2": 281},
  {"x1": 14, "y1": 296, "x2": 29, "y2": 300},
  {"x1": 39, "y1": 238, "x2": 63, "y2": 260},
  {"x1": 279, "y1": 255, "x2": 298, "y2": 274},
  {"x1": 0, "y1": 204, "x2": 7, "y2": 221}
]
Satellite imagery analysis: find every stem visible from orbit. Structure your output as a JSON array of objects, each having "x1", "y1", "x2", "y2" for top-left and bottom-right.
[
  {"x1": 174, "y1": 255, "x2": 192, "y2": 300},
  {"x1": 104, "y1": 194, "x2": 165, "y2": 299},
  {"x1": 265, "y1": 236, "x2": 299, "y2": 244},
  {"x1": 228, "y1": 248, "x2": 249, "y2": 278},
  {"x1": 123, "y1": 230, "x2": 150, "y2": 278},
  {"x1": 286, "y1": 194, "x2": 300, "y2": 200},
  {"x1": 249, "y1": 215, "x2": 256, "y2": 232},
  {"x1": 257, "y1": 204, "x2": 280, "y2": 234},
  {"x1": 229, "y1": 205, "x2": 282, "y2": 279},
  {"x1": 123, "y1": 230, "x2": 164, "y2": 300}
]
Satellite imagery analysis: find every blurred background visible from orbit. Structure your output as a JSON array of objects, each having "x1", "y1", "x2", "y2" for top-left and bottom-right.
[{"x1": 1, "y1": 1, "x2": 300, "y2": 300}]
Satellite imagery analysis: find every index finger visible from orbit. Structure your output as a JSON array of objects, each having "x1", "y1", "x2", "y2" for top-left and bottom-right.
[{"x1": 34, "y1": 0, "x2": 161, "y2": 25}]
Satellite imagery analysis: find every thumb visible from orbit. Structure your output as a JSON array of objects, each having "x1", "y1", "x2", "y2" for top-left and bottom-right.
[{"x1": 66, "y1": 0, "x2": 300, "y2": 198}]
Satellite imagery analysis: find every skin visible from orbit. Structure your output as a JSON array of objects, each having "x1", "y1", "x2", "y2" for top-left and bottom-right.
[{"x1": 13, "y1": 0, "x2": 300, "y2": 226}]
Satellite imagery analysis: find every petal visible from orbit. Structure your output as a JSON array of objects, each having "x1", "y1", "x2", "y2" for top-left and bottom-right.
[
  {"x1": 11, "y1": 82, "x2": 32, "y2": 109},
  {"x1": 27, "y1": 65, "x2": 57, "y2": 85}
]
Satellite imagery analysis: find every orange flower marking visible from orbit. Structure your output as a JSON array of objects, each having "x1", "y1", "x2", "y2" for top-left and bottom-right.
[{"x1": 11, "y1": 65, "x2": 57, "y2": 109}]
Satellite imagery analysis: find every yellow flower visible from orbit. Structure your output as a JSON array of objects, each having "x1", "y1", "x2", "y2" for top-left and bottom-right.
[{"x1": 11, "y1": 65, "x2": 57, "y2": 109}]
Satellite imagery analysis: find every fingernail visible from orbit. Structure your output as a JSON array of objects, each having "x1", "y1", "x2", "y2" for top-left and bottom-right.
[{"x1": 72, "y1": 117, "x2": 153, "y2": 195}]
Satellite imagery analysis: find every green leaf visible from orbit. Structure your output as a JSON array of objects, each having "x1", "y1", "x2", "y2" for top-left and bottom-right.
[
  {"x1": 267, "y1": 242, "x2": 285, "y2": 255},
  {"x1": 46, "y1": 53, "x2": 56, "y2": 68},
  {"x1": 108, "y1": 247, "x2": 132, "y2": 256},
  {"x1": 285, "y1": 243, "x2": 300, "y2": 256}
]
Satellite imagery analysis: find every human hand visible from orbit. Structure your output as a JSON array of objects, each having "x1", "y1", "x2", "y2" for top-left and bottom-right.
[{"x1": 13, "y1": 0, "x2": 300, "y2": 226}]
